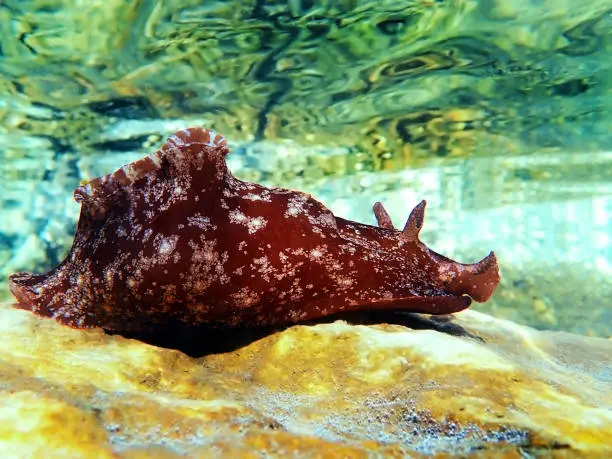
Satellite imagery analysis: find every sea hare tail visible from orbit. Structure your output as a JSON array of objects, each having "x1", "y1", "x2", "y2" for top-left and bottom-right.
[
  {"x1": 9, "y1": 270, "x2": 101, "y2": 328},
  {"x1": 8, "y1": 271, "x2": 65, "y2": 318},
  {"x1": 9, "y1": 272, "x2": 43, "y2": 309}
]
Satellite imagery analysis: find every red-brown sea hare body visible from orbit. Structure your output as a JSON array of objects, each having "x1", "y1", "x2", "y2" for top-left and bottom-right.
[{"x1": 9, "y1": 128, "x2": 499, "y2": 330}]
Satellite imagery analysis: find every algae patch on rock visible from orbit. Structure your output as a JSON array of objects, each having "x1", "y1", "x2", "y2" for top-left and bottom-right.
[{"x1": 0, "y1": 303, "x2": 610, "y2": 457}]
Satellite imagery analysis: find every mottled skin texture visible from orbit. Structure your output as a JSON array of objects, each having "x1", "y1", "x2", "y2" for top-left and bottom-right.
[{"x1": 9, "y1": 128, "x2": 500, "y2": 331}]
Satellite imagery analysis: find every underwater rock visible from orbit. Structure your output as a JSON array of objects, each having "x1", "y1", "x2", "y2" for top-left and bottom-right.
[{"x1": 0, "y1": 303, "x2": 610, "y2": 457}]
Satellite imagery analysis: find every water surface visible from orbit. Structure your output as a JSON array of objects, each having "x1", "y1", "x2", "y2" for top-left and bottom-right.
[{"x1": 0, "y1": 0, "x2": 610, "y2": 335}]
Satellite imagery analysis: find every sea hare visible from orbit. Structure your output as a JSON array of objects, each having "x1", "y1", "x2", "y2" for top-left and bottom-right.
[{"x1": 9, "y1": 128, "x2": 500, "y2": 330}]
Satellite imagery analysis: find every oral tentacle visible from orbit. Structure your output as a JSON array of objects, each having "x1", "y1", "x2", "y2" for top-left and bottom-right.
[
  {"x1": 428, "y1": 250, "x2": 499, "y2": 302},
  {"x1": 452, "y1": 251, "x2": 499, "y2": 302}
]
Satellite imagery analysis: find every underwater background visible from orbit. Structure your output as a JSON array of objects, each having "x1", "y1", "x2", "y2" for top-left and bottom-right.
[{"x1": 0, "y1": 0, "x2": 610, "y2": 336}]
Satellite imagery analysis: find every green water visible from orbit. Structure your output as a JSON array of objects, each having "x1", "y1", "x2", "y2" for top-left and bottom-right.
[{"x1": 0, "y1": 0, "x2": 610, "y2": 336}]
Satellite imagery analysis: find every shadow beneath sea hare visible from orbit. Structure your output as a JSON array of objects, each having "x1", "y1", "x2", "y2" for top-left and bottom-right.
[
  {"x1": 107, "y1": 310, "x2": 480, "y2": 358},
  {"x1": 105, "y1": 321, "x2": 281, "y2": 358},
  {"x1": 311, "y1": 310, "x2": 482, "y2": 342}
]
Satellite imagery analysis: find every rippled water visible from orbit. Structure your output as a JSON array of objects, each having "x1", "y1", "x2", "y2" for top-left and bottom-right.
[{"x1": 0, "y1": 0, "x2": 610, "y2": 336}]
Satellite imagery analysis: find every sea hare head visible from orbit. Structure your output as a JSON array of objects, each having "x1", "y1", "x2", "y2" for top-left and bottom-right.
[
  {"x1": 9, "y1": 127, "x2": 500, "y2": 330},
  {"x1": 404, "y1": 200, "x2": 499, "y2": 303},
  {"x1": 360, "y1": 199, "x2": 500, "y2": 315}
]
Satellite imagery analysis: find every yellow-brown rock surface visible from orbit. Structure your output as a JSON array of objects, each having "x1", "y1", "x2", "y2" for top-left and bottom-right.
[{"x1": 0, "y1": 303, "x2": 610, "y2": 458}]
